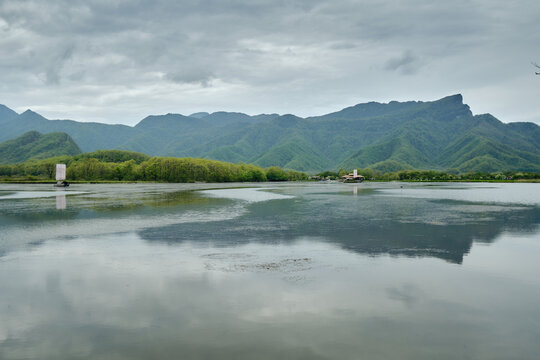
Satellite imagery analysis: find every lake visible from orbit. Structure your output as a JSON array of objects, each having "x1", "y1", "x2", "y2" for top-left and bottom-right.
[{"x1": 0, "y1": 182, "x2": 539, "y2": 359}]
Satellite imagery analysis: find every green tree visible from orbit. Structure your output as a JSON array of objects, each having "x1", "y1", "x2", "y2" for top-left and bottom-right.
[{"x1": 266, "y1": 166, "x2": 288, "y2": 181}]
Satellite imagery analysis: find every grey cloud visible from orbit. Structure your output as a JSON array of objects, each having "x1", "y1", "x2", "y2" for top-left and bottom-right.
[
  {"x1": 384, "y1": 50, "x2": 421, "y2": 75},
  {"x1": 329, "y1": 42, "x2": 357, "y2": 50},
  {"x1": 45, "y1": 45, "x2": 75, "y2": 85},
  {"x1": 166, "y1": 68, "x2": 215, "y2": 87},
  {"x1": 0, "y1": 0, "x2": 539, "y2": 124}
]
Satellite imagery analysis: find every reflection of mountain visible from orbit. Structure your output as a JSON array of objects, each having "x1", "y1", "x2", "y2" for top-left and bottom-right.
[
  {"x1": 139, "y1": 195, "x2": 540, "y2": 264},
  {"x1": 0, "y1": 203, "x2": 81, "y2": 223},
  {"x1": 2, "y1": 185, "x2": 539, "y2": 264},
  {"x1": 0, "y1": 189, "x2": 233, "y2": 257}
]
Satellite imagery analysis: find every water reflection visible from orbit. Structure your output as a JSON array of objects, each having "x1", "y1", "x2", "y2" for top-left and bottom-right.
[
  {"x1": 140, "y1": 195, "x2": 540, "y2": 264},
  {"x1": 1, "y1": 183, "x2": 540, "y2": 359},
  {"x1": 55, "y1": 193, "x2": 66, "y2": 210},
  {"x1": 1, "y1": 183, "x2": 539, "y2": 265},
  {"x1": 1, "y1": 232, "x2": 539, "y2": 360}
]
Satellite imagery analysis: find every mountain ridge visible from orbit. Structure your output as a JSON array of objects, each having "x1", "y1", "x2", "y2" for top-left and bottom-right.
[
  {"x1": 0, "y1": 94, "x2": 538, "y2": 172},
  {"x1": 0, "y1": 131, "x2": 82, "y2": 164}
]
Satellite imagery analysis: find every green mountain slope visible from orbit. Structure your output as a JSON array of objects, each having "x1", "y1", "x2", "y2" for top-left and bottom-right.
[
  {"x1": 0, "y1": 95, "x2": 538, "y2": 172},
  {"x1": 437, "y1": 134, "x2": 540, "y2": 172},
  {"x1": 340, "y1": 136, "x2": 428, "y2": 170},
  {"x1": 0, "y1": 131, "x2": 82, "y2": 164},
  {"x1": 253, "y1": 136, "x2": 328, "y2": 171}
]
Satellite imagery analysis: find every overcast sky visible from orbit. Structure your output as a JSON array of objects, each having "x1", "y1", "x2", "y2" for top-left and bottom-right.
[{"x1": 0, "y1": 0, "x2": 539, "y2": 125}]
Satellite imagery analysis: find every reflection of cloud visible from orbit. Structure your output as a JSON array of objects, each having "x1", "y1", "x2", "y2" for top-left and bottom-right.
[
  {"x1": 0, "y1": 203, "x2": 247, "y2": 249},
  {"x1": 1, "y1": 232, "x2": 538, "y2": 359},
  {"x1": 201, "y1": 188, "x2": 294, "y2": 202},
  {"x1": 387, "y1": 283, "x2": 423, "y2": 308}
]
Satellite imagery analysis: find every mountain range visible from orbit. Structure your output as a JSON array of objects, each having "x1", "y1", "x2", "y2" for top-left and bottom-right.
[{"x1": 0, "y1": 94, "x2": 538, "y2": 172}]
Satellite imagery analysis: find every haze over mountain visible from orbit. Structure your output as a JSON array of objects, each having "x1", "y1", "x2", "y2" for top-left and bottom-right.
[{"x1": 0, "y1": 95, "x2": 538, "y2": 173}]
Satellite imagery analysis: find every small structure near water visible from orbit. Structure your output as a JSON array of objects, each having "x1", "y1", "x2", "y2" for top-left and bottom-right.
[
  {"x1": 54, "y1": 164, "x2": 69, "y2": 187},
  {"x1": 341, "y1": 169, "x2": 365, "y2": 183}
]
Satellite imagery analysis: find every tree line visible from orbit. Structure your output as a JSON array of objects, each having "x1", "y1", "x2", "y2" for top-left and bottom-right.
[
  {"x1": 316, "y1": 169, "x2": 540, "y2": 181},
  {"x1": 1, "y1": 151, "x2": 537, "y2": 183},
  {"x1": 0, "y1": 153, "x2": 307, "y2": 182}
]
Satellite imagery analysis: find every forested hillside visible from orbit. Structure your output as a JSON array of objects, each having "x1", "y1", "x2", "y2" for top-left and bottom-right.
[
  {"x1": 0, "y1": 131, "x2": 81, "y2": 164},
  {"x1": 0, "y1": 95, "x2": 538, "y2": 172}
]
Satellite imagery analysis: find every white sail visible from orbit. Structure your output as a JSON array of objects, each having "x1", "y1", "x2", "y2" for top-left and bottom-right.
[{"x1": 56, "y1": 164, "x2": 66, "y2": 181}]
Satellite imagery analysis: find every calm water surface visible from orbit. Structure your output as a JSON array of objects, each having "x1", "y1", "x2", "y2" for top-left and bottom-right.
[{"x1": 0, "y1": 182, "x2": 539, "y2": 359}]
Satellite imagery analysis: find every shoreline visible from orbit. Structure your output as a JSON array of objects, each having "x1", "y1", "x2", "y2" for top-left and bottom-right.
[{"x1": 1, "y1": 179, "x2": 539, "y2": 184}]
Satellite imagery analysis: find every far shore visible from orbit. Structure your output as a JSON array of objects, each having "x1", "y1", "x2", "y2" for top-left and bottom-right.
[{"x1": 1, "y1": 179, "x2": 539, "y2": 184}]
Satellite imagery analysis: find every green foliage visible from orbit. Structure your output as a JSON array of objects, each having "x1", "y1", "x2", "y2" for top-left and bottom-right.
[
  {"x1": 0, "y1": 152, "x2": 311, "y2": 183},
  {"x1": 265, "y1": 166, "x2": 288, "y2": 181},
  {"x1": 285, "y1": 169, "x2": 308, "y2": 181},
  {"x1": 396, "y1": 170, "x2": 458, "y2": 181},
  {"x1": 327, "y1": 169, "x2": 540, "y2": 181},
  {"x1": 369, "y1": 159, "x2": 413, "y2": 173},
  {"x1": 317, "y1": 170, "x2": 340, "y2": 179},
  {"x1": 74, "y1": 149, "x2": 150, "y2": 164}
]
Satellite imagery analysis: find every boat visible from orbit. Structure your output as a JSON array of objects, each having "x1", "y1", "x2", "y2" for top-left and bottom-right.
[{"x1": 54, "y1": 164, "x2": 69, "y2": 187}]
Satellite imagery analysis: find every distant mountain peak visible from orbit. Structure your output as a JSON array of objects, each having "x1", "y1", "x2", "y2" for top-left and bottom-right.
[
  {"x1": 436, "y1": 93, "x2": 464, "y2": 104},
  {"x1": 19, "y1": 109, "x2": 48, "y2": 119},
  {"x1": 135, "y1": 112, "x2": 198, "y2": 129},
  {"x1": 0, "y1": 104, "x2": 19, "y2": 124},
  {"x1": 11, "y1": 109, "x2": 49, "y2": 123},
  {"x1": 0, "y1": 104, "x2": 18, "y2": 114},
  {"x1": 430, "y1": 93, "x2": 471, "y2": 119},
  {"x1": 280, "y1": 114, "x2": 301, "y2": 119}
]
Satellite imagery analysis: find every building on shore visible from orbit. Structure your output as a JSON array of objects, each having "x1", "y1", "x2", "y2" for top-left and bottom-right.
[{"x1": 341, "y1": 169, "x2": 365, "y2": 182}]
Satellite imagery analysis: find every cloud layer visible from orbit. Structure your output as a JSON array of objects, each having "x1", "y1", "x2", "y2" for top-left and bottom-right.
[{"x1": 0, "y1": 0, "x2": 539, "y2": 125}]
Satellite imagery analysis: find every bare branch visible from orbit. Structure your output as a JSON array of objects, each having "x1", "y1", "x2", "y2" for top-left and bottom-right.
[{"x1": 533, "y1": 62, "x2": 540, "y2": 75}]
